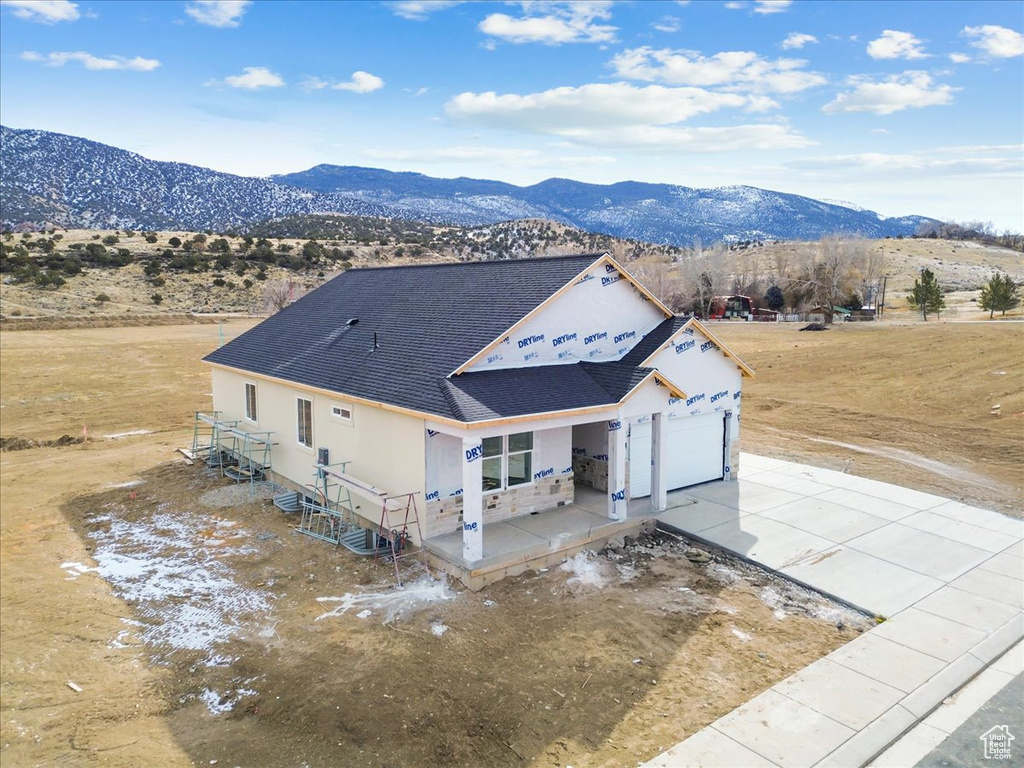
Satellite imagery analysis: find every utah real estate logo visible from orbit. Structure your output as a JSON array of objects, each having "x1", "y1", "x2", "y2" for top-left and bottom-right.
[{"x1": 980, "y1": 725, "x2": 1015, "y2": 760}]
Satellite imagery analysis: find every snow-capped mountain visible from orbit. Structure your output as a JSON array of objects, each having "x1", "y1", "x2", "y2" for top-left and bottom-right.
[{"x1": 1, "y1": 125, "x2": 938, "y2": 243}]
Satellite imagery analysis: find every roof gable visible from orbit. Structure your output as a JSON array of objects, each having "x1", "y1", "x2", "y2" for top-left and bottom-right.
[
  {"x1": 455, "y1": 253, "x2": 672, "y2": 375},
  {"x1": 636, "y1": 317, "x2": 755, "y2": 378}
]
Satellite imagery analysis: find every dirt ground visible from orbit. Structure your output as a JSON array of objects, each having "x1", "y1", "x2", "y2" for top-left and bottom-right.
[{"x1": 1, "y1": 318, "x2": 1021, "y2": 767}]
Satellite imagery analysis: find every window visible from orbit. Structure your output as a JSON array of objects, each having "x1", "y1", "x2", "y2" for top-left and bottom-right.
[
  {"x1": 331, "y1": 403, "x2": 353, "y2": 422},
  {"x1": 297, "y1": 398, "x2": 312, "y2": 448},
  {"x1": 481, "y1": 432, "x2": 533, "y2": 492},
  {"x1": 244, "y1": 382, "x2": 257, "y2": 422}
]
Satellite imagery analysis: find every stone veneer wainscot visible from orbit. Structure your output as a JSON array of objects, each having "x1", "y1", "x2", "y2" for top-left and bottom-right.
[{"x1": 424, "y1": 475, "x2": 575, "y2": 540}]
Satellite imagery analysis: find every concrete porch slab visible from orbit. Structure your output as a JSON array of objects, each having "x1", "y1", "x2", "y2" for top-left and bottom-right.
[{"x1": 504, "y1": 505, "x2": 609, "y2": 542}]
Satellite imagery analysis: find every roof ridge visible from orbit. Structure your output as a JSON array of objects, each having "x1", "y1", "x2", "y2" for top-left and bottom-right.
[
  {"x1": 438, "y1": 378, "x2": 466, "y2": 422},
  {"x1": 344, "y1": 252, "x2": 606, "y2": 275}
]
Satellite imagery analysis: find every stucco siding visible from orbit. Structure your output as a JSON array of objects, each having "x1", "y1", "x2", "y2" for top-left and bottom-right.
[{"x1": 211, "y1": 368, "x2": 426, "y2": 527}]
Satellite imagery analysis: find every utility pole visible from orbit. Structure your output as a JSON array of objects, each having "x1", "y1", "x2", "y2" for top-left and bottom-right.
[{"x1": 878, "y1": 275, "x2": 888, "y2": 321}]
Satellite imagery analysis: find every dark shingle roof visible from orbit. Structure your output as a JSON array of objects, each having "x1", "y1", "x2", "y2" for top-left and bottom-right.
[
  {"x1": 440, "y1": 361, "x2": 655, "y2": 422},
  {"x1": 205, "y1": 255, "x2": 607, "y2": 420}
]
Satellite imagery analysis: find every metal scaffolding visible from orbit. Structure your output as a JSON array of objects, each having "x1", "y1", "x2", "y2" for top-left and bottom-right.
[{"x1": 188, "y1": 412, "x2": 273, "y2": 488}]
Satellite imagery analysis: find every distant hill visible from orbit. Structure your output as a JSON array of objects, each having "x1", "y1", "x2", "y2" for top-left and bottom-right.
[{"x1": 1, "y1": 125, "x2": 938, "y2": 244}]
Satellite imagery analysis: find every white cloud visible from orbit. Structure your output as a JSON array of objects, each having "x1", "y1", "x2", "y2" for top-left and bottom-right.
[
  {"x1": 479, "y1": 2, "x2": 616, "y2": 45},
  {"x1": 447, "y1": 82, "x2": 748, "y2": 131},
  {"x1": 185, "y1": 0, "x2": 250, "y2": 28},
  {"x1": 788, "y1": 145, "x2": 1023, "y2": 177},
  {"x1": 781, "y1": 32, "x2": 817, "y2": 50},
  {"x1": 948, "y1": 52, "x2": 971, "y2": 64},
  {"x1": 20, "y1": 50, "x2": 160, "y2": 71},
  {"x1": 334, "y1": 71, "x2": 385, "y2": 93},
  {"x1": 822, "y1": 71, "x2": 956, "y2": 115},
  {"x1": 388, "y1": 1, "x2": 463, "y2": 20},
  {"x1": 1, "y1": 0, "x2": 78, "y2": 23},
  {"x1": 303, "y1": 71, "x2": 384, "y2": 93},
  {"x1": 610, "y1": 46, "x2": 826, "y2": 94},
  {"x1": 753, "y1": 0, "x2": 792, "y2": 14},
  {"x1": 652, "y1": 16, "x2": 680, "y2": 33},
  {"x1": 363, "y1": 145, "x2": 616, "y2": 167},
  {"x1": 558, "y1": 124, "x2": 814, "y2": 152},
  {"x1": 866, "y1": 30, "x2": 928, "y2": 60},
  {"x1": 871, "y1": 128, "x2": 890, "y2": 134},
  {"x1": 444, "y1": 82, "x2": 812, "y2": 152},
  {"x1": 724, "y1": 1, "x2": 745, "y2": 8},
  {"x1": 215, "y1": 66, "x2": 285, "y2": 89},
  {"x1": 962, "y1": 25, "x2": 1024, "y2": 58}
]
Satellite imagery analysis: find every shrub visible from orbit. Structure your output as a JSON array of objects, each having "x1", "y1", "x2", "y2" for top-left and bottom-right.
[
  {"x1": 212, "y1": 277, "x2": 227, "y2": 287},
  {"x1": 243, "y1": 278, "x2": 254, "y2": 288},
  {"x1": 145, "y1": 234, "x2": 158, "y2": 244},
  {"x1": 95, "y1": 293, "x2": 111, "y2": 303},
  {"x1": 150, "y1": 276, "x2": 165, "y2": 287},
  {"x1": 151, "y1": 293, "x2": 163, "y2": 305},
  {"x1": 168, "y1": 237, "x2": 182, "y2": 248}
]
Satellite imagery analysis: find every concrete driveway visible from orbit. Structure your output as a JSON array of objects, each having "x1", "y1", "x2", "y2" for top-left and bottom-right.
[{"x1": 647, "y1": 453, "x2": 1023, "y2": 768}]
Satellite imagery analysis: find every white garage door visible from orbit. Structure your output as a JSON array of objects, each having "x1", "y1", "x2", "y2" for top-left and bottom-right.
[{"x1": 628, "y1": 413, "x2": 726, "y2": 498}]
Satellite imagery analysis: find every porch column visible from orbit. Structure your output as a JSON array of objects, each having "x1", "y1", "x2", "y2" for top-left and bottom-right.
[
  {"x1": 461, "y1": 437, "x2": 484, "y2": 562},
  {"x1": 723, "y1": 410, "x2": 734, "y2": 481},
  {"x1": 651, "y1": 412, "x2": 668, "y2": 512},
  {"x1": 607, "y1": 417, "x2": 628, "y2": 520}
]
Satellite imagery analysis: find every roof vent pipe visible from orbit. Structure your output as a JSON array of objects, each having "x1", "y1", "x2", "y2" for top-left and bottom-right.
[
  {"x1": 346, "y1": 318, "x2": 359, "y2": 326},
  {"x1": 370, "y1": 332, "x2": 380, "y2": 352}
]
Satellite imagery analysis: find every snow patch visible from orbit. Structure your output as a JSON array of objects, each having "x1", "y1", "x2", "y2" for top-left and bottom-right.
[
  {"x1": 560, "y1": 550, "x2": 612, "y2": 589},
  {"x1": 316, "y1": 574, "x2": 457, "y2": 624},
  {"x1": 85, "y1": 505, "x2": 272, "y2": 652}
]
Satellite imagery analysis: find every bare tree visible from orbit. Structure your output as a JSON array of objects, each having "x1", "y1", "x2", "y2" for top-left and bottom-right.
[
  {"x1": 803, "y1": 235, "x2": 869, "y2": 323},
  {"x1": 263, "y1": 280, "x2": 296, "y2": 313},
  {"x1": 627, "y1": 254, "x2": 685, "y2": 310},
  {"x1": 678, "y1": 241, "x2": 730, "y2": 318}
]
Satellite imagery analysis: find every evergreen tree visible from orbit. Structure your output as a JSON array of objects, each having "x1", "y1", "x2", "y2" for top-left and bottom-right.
[
  {"x1": 907, "y1": 268, "x2": 945, "y2": 320},
  {"x1": 764, "y1": 285, "x2": 785, "y2": 312},
  {"x1": 979, "y1": 273, "x2": 1020, "y2": 318}
]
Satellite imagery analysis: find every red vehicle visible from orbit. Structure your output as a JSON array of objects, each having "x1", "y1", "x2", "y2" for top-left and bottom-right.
[{"x1": 708, "y1": 295, "x2": 753, "y2": 320}]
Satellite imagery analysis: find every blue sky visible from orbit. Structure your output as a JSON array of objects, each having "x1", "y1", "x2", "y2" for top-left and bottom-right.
[{"x1": 1, "y1": 0, "x2": 1022, "y2": 229}]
